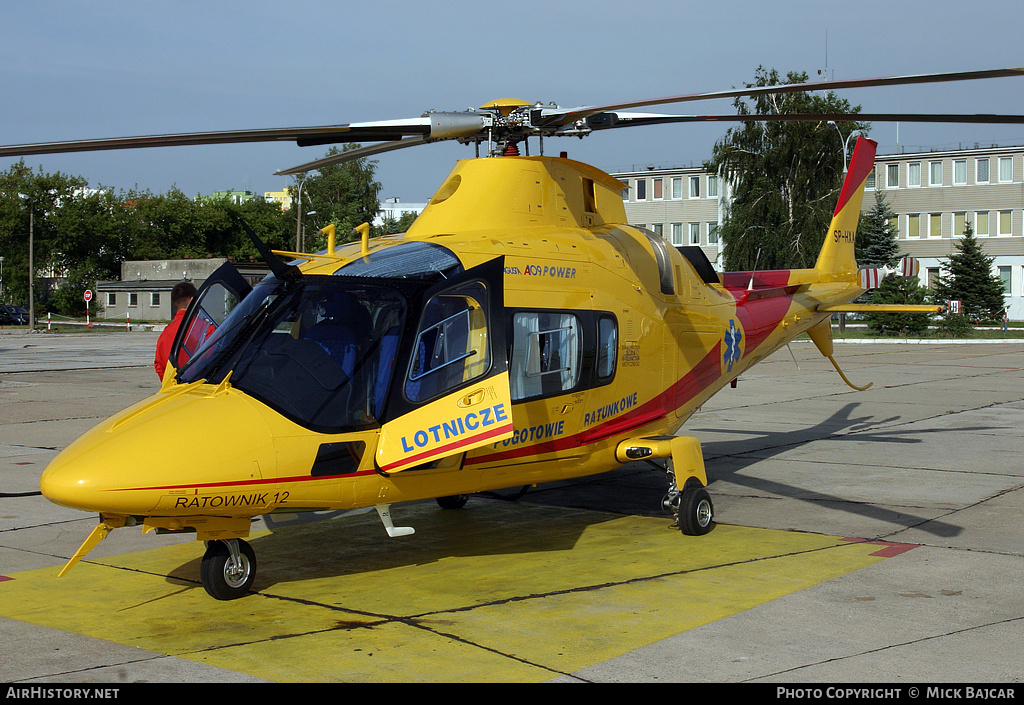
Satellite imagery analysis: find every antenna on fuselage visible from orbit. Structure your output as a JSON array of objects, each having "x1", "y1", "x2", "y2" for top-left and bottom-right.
[{"x1": 747, "y1": 248, "x2": 762, "y2": 291}]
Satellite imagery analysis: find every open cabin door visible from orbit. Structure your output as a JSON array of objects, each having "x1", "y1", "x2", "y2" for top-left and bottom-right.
[
  {"x1": 168, "y1": 261, "x2": 253, "y2": 377},
  {"x1": 377, "y1": 258, "x2": 513, "y2": 474}
]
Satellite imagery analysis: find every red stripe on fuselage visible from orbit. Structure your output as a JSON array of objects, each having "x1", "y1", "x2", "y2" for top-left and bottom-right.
[
  {"x1": 722, "y1": 270, "x2": 798, "y2": 355},
  {"x1": 465, "y1": 342, "x2": 723, "y2": 466}
]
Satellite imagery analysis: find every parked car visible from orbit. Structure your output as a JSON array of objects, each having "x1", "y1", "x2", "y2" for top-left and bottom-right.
[{"x1": 0, "y1": 305, "x2": 30, "y2": 325}]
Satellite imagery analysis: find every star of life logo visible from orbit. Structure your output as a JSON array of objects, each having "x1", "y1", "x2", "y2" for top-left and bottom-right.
[{"x1": 724, "y1": 319, "x2": 743, "y2": 372}]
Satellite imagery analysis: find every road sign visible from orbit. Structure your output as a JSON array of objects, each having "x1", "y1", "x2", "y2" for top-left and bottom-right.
[{"x1": 83, "y1": 290, "x2": 93, "y2": 302}]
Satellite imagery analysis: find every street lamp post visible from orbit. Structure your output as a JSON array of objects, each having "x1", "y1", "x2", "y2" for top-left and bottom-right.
[
  {"x1": 18, "y1": 193, "x2": 35, "y2": 331},
  {"x1": 828, "y1": 121, "x2": 864, "y2": 173},
  {"x1": 28, "y1": 206, "x2": 34, "y2": 330},
  {"x1": 294, "y1": 175, "x2": 308, "y2": 252}
]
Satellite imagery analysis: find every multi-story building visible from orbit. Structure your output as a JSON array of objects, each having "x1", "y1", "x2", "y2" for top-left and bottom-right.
[
  {"x1": 264, "y1": 187, "x2": 293, "y2": 210},
  {"x1": 614, "y1": 165, "x2": 726, "y2": 268},
  {"x1": 613, "y1": 143, "x2": 1024, "y2": 320}
]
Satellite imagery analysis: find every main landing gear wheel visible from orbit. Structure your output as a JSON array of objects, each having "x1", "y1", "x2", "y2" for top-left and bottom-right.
[
  {"x1": 200, "y1": 539, "x2": 256, "y2": 600},
  {"x1": 436, "y1": 494, "x2": 469, "y2": 509},
  {"x1": 677, "y1": 487, "x2": 714, "y2": 536}
]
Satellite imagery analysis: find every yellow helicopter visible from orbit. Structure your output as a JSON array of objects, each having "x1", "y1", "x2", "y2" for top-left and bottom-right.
[{"x1": 3, "y1": 68, "x2": 1022, "y2": 599}]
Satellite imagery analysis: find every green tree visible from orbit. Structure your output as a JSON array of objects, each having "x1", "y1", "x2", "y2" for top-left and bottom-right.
[
  {"x1": 705, "y1": 67, "x2": 868, "y2": 270},
  {"x1": 856, "y1": 189, "x2": 901, "y2": 268},
  {"x1": 865, "y1": 274, "x2": 932, "y2": 336},
  {"x1": 379, "y1": 210, "x2": 419, "y2": 235},
  {"x1": 930, "y1": 222, "x2": 1006, "y2": 323},
  {"x1": 0, "y1": 160, "x2": 93, "y2": 310},
  {"x1": 299, "y1": 145, "x2": 382, "y2": 250}
]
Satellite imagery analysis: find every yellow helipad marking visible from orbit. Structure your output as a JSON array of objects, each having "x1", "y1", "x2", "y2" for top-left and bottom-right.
[{"x1": 1, "y1": 502, "x2": 897, "y2": 682}]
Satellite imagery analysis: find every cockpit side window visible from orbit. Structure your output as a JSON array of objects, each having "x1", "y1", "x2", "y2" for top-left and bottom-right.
[{"x1": 405, "y1": 281, "x2": 490, "y2": 403}]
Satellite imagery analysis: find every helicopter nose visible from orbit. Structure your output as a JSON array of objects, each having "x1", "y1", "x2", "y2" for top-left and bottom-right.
[{"x1": 40, "y1": 386, "x2": 277, "y2": 515}]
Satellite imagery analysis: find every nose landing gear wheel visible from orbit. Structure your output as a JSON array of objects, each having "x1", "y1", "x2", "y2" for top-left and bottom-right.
[
  {"x1": 201, "y1": 539, "x2": 256, "y2": 600},
  {"x1": 678, "y1": 487, "x2": 714, "y2": 536}
]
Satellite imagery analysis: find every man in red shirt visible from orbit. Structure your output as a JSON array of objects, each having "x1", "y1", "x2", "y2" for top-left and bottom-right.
[{"x1": 154, "y1": 282, "x2": 197, "y2": 381}]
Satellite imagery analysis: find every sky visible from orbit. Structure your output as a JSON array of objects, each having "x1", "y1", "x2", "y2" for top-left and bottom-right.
[{"x1": 2, "y1": 0, "x2": 1023, "y2": 203}]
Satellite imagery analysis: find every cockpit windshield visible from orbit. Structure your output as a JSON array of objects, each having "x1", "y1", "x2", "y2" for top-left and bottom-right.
[{"x1": 179, "y1": 275, "x2": 406, "y2": 432}]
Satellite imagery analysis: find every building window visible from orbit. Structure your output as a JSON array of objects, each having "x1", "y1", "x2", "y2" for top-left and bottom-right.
[
  {"x1": 999, "y1": 267, "x2": 1011, "y2": 295},
  {"x1": 128, "y1": 292, "x2": 138, "y2": 307},
  {"x1": 908, "y1": 162, "x2": 921, "y2": 187},
  {"x1": 999, "y1": 156, "x2": 1013, "y2": 183},
  {"x1": 635, "y1": 179, "x2": 646, "y2": 201},
  {"x1": 670, "y1": 223, "x2": 684, "y2": 246},
  {"x1": 930, "y1": 161, "x2": 942, "y2": 186},
  {"x1": 689, "y1": 223, "x2": 701, "y2": 245},
  {"x1": 652, "y1": 223, "x2": 663, "y2": 237},
  {"x1": 976, "y1": 212, "x2": 989, "y2": 236},
  {"x1": 907, "y1": 214, "x2": 920, "y2": 238},
  {"x1": 866, "y1": 168, "x2": 876, "y2": 189},
  {"x1": 106, "y1": 292, "x2": 116, "y2": 306},
  {"x1": 707, "y1": 175, "x2": 718, "y2": 197},
  {"x1": 976, "y1": 158, "x2": 989, "y2": 184},
  {"x1": 707, "y1": 222, "x2": 719, "y2": 245},
  {"x1": 926, "y1": 268, "x2": 941, "y2": 290},
  {"x1": 887, "y1": 163, "x2": 899, "y2": 188},
  {"x1": 953, "y1": 159, "x2": 967, "y2": 185},
  {"x1": 999, "y1": 210, "x2": 1012, "y2": 236},
  {"x1": 689, "y1": 176, "x2": 700, "y2": 198},
  {"x1": 150, "y1": 292, "x2": 160, "y2": 307},
  {"x1": 954, "y1": 212, "x2": 966, "y2": 237},
  {"x1": 671, "y1": 177, "x2": 683, "y2": 199},
  {"x1": 653, "y1": 178, "x2": 663, "y2": 200},
  {"x1": 929, "y1": 213, "x2": 942, "y2": 238}
]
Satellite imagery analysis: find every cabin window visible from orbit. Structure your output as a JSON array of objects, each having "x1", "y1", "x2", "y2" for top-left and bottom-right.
[
  {"x1": 509, "y1": 312, "x2": 581, "y2": 401},
  {"x1": 597, "y1": 315, "x2": 617, "y2": 382},
  {"x1": 406, "y1": 281, "x2": 490, "y2": 403}
]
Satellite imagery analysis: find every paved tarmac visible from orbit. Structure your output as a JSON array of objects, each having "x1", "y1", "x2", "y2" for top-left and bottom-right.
[{"x1": 1, "y1": 330, "x2": 1022, "y2": 684}]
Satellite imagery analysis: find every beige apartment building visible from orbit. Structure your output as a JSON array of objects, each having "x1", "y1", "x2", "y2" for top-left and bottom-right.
[{"x1": 614, "y1": 143, "x2": 1024, "y2": 320}]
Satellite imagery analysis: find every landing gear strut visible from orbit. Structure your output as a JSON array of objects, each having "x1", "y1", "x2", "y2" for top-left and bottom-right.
[
  {"x1": 618, "y1": 435, "x2": 714, "y2": 535},
  {"x1": 200, "y1": 538, "x2": 256, "y2": 600}
]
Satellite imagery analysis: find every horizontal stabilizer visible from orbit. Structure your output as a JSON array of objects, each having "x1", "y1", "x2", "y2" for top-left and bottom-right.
[{"x1": 818, "y1": 304, "x2": 942, "y2": 314}]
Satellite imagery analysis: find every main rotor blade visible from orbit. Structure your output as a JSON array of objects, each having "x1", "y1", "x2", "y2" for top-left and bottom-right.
[
  {"x1": 275, "y1": 136, "x2": 433, "y2": 176},
  {"x1": 593, "y1": 111, "x2": 1024, "y2": 130},
  {"x1": 545, "y1": 67, "x2": 1024, "y2": 127},
  {"x1": 0, "y1": 123, "x2": 424, "y2": 157},
  {"x1": 0, "y1": 114, "x2": 487, "y2": 158}
]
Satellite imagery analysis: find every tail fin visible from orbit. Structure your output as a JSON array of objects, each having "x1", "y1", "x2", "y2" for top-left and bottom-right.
[{"x1": 815, "y1": 137, "x2": 878, "y2": 281}]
